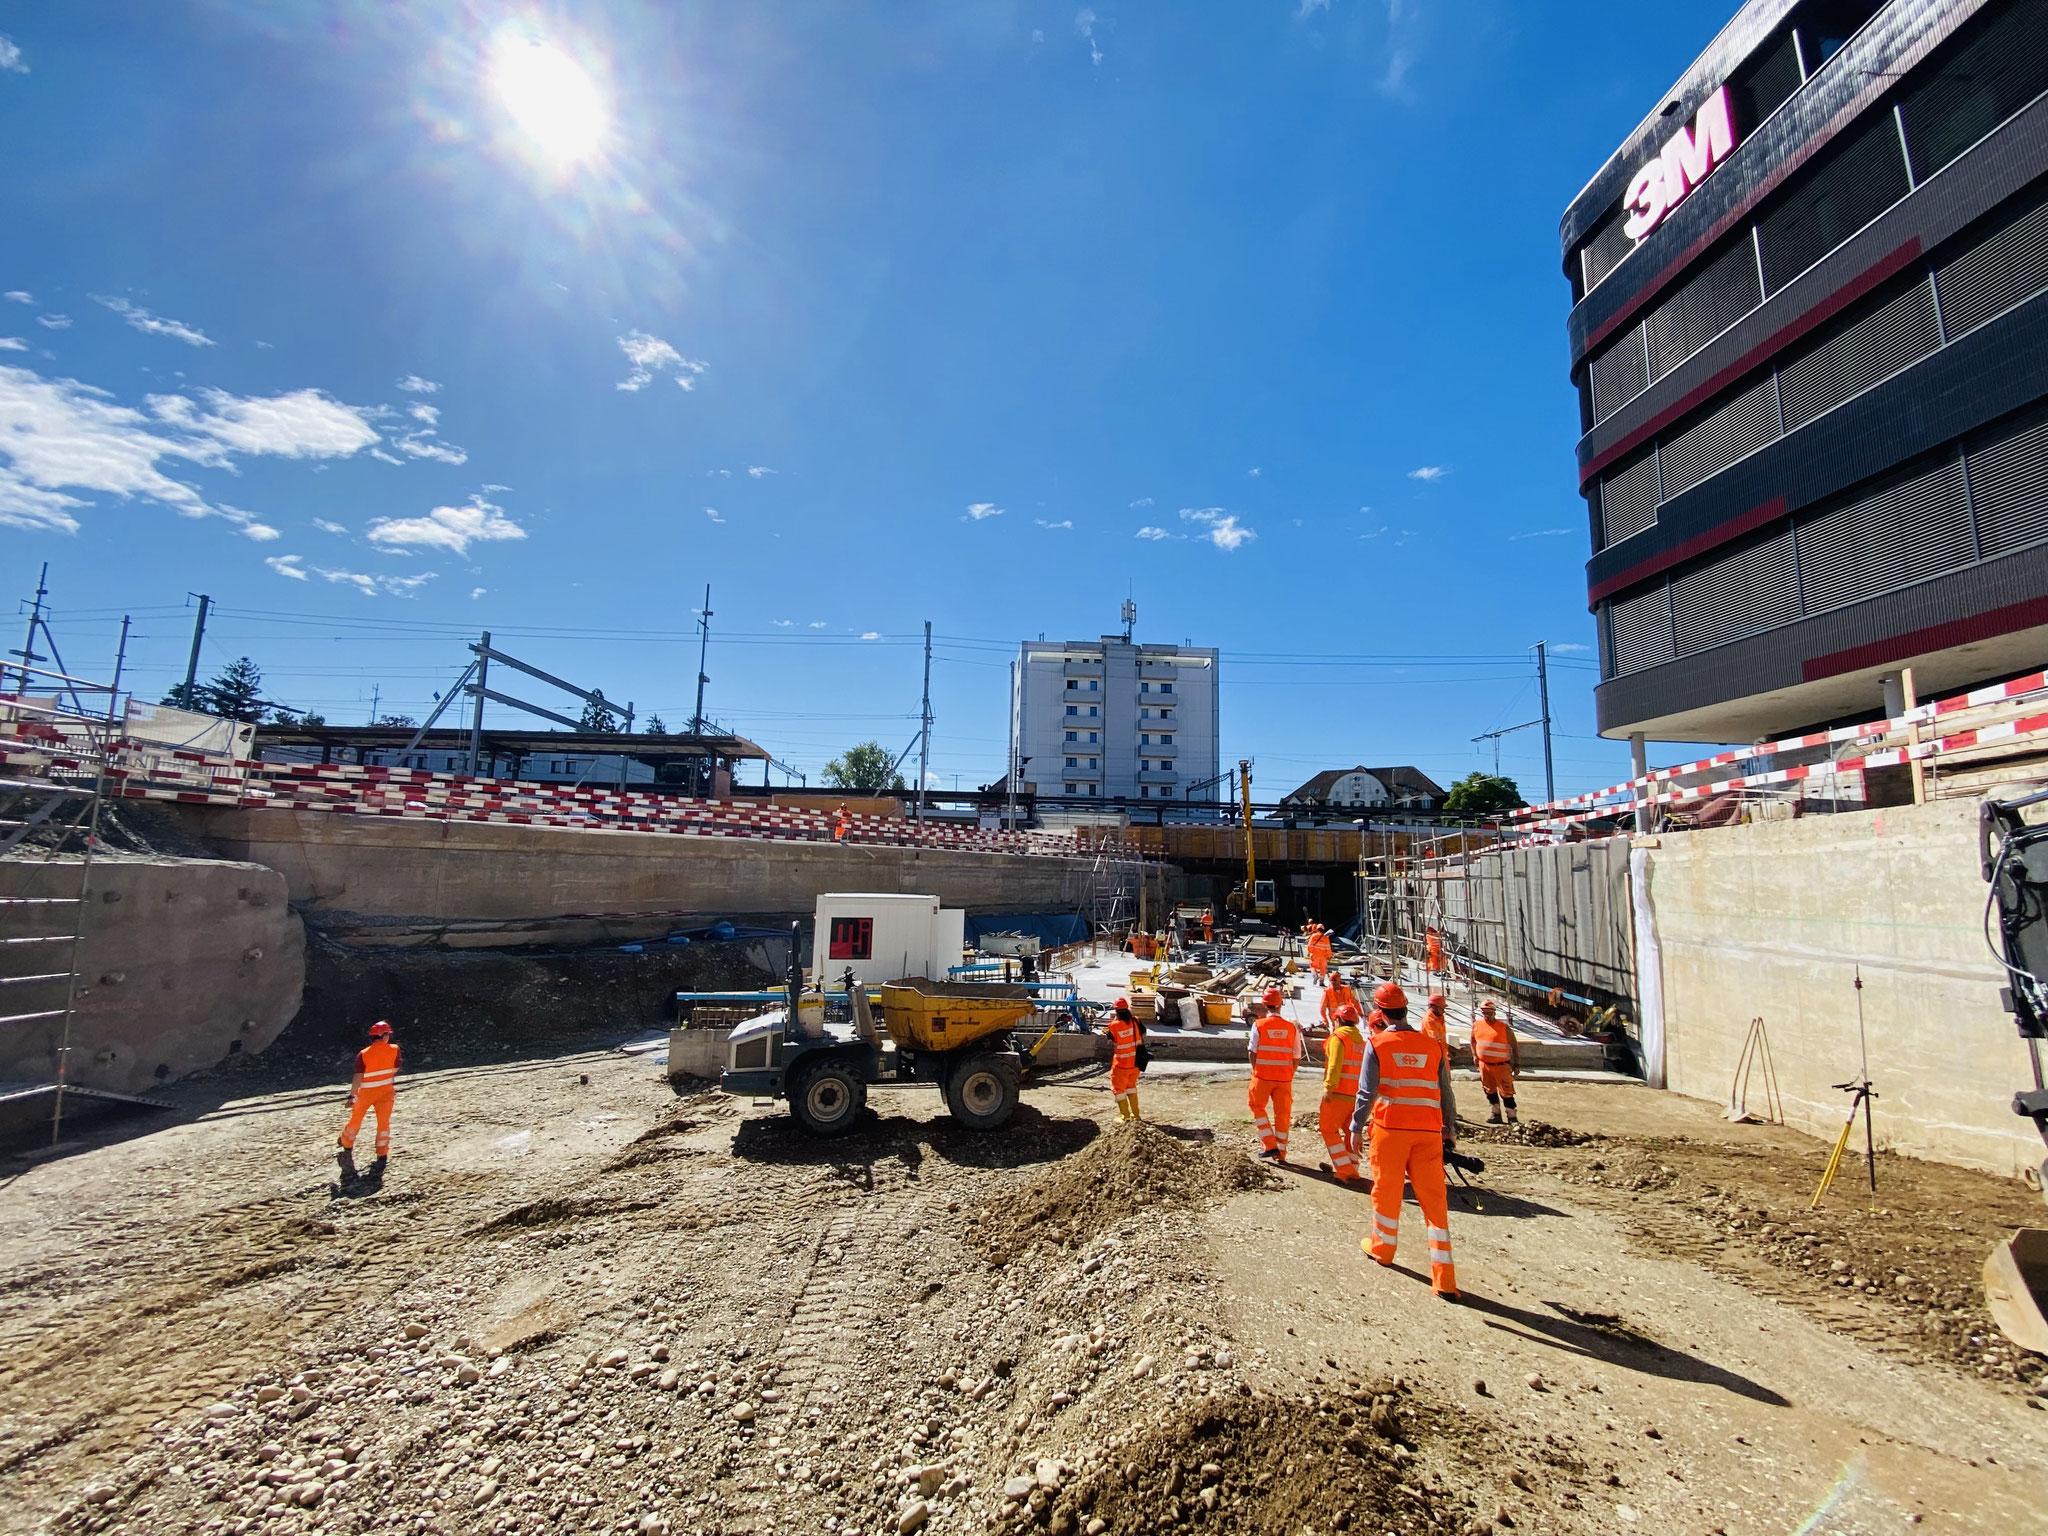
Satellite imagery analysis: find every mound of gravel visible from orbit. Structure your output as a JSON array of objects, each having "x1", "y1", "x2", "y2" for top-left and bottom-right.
[
  {"x1": 1459, "y1": 1118, "x2": 1602, "y2": 1148},
  {"x1": 970, "y1": 1120, "x2": 1272, "y2": 1263}
]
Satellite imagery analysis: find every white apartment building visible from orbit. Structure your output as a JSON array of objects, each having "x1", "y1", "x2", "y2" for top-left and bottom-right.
[{"x1": 1010, "y1": 631, "x2": 1220, "y2": 807}]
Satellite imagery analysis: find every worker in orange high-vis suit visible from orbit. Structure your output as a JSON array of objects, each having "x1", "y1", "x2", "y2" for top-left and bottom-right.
[
  {"x1": 1317, "y1": 1002, "x2": 1367, "y2": 1184},
  {"x1": 833, "y1": 803, "x2": 851, "y2": 842},
  {"x1": 1305, "y1": 924, "x2": 1332, "y2": 984},
  {"x1": 1202, "y1": 910, "x2": 1214, "y2": 945},
  {"x1": 1470, "y1": 999, "x2": 1522, "y2": 1124},
  {"x1": 1425, "y1": 927, "x2": 1445, "y2": 978},
  {"x1": 1321, "y1": 970, "x2": 1360, "y2": 1030},
  {"x1": 1420, "y1": 993, "x2": 1449, "y2": 1044},
  {"x1": 1246, "y1": 992, "x2": 1303, "y2": 1162},
  {"x1": 1107, "y1": 998, "x2": 1146, "y2": 1121},
  {"x1": 1346, "y1": 983, "x2": 1460, "y2": 1300},
  {"x1": 339, "y1": 1020, "x2": 400, "y2": 1161}
]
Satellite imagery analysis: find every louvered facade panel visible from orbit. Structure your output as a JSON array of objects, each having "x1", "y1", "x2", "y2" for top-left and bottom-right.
[
  {"x1": 1609, "y1": 583, "x2": 1675, "y2": 676},
  {"x1": 1756, "y1": 112, "x2": 1911, "y2": 294},
  {"x1": 1935, "y1": 181, "x2": 2048, "y2": 341},
  {"x1": 1646, "y1": 237, "x2": 1765, "y2": 380},
  {"x1": 1777, "y1": 276, "x2": 1941, "y2": 432},
  {"x1": 1599, "y1": 450, "x2": 1661, "y2": 546},
  {"x1": 1670, "y1": 526, "x2": 1801, "y2": 656},
  {"x1": 1581, "y1": 205, "x2": 1635, "y2": 295},
  {"x1": 1657, "y1": 374, "x2": 1780, "y2": 500},
  {"x1": 1794, "y1": 454, "x2": 1973, "y2": 614},
  {"x1": 1967, "y1": 402, "x2": 2048, "y2": 557},
  {"x1": 1900, "y1": 0, "x2": 2048, "y2": 181},
  {"x1": 1588, "y1": 326, "x2": 1649, "y2": 423}
]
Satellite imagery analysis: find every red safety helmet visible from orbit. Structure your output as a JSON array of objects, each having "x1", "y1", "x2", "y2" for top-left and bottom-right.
[
  {"x1": 1426, "y1": 994, "x2": 1446, "y2": 1011},
  {"x1": 1372, "y1": 982, "x2": 1408, "y2": 1011},
  {"x1": 1336, "y1": 1003, "x2": 1361, "y2": 1023},
  {"x1": 1262, "y1": 987, "x2": 1284, "y2": 1009},
  {"x1": 1113, "y1": 997, "x2": 1131, "y2": 1011},
  {"x1": 368, "y1": 1020, "x2": 392, "y2": 1038},
  {"x1": 1367, "y1": 1007, "x2": 1386, "y2": 1029}
]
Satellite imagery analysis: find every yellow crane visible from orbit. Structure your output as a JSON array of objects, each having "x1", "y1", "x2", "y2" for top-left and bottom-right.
[{"x1": 1225, "y1": 759, "x2": 1276, "y2": 918}]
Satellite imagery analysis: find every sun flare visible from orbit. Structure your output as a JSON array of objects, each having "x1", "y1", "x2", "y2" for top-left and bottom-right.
[{"x1": 486, "y1": 29, "x2": 607, "y2": 170}]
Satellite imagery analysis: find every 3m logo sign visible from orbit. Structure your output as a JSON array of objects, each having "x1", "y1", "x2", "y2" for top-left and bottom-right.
[{"x1": 1624, "y1": 86, "x2": 1737, "y2": 243}]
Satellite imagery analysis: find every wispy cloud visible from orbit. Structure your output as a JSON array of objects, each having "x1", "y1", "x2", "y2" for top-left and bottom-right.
[
  {"x1": 393, "y1": 429, "x2": 467, "y2": 465},
  {"x1": 408, "y1": 402, "x2": 439, "y2": 425},
  {"x1": 1247, "y1": 467, "x2": 1261, "y2": 478},
  {"x1": 1129, "y1": 496, "x2": 1153, "y2": 508},
  {"x1": 706, "y1": 468, "x2": 731, "y2": 478},
  {"x1": 396, "y1": 374, "x2": 440, "y2": 394},
  {"x1": 266, "y1": 555, "x2": 308, "y2": 580},
  {"x1": 616, "y1": 330, "x2": 707, "y2": 392},
  {"x1": 704, "y1": 507, "x2": 725, "y2": 523},
  {"x1": 1180, "y1": 507, "x2": 1256, "y2": 551},
  {"x1": 964, "y1": 502, "x2": 1004, "y2": 521},
  {"x1": 365, "y1": 493, "x2": 524, "y2": 556},
  {"x1": 3, "y1": 292, "x2": 30, "y2": 305},
  {"x1": 0, "y1": 338, "x2": 22, "y2": 352},
  {"x1": 0, "y1": 36, "x2": 25, "y2": 73},
  {"x1": 1035, "y1": 519, "x2": 1073, "y2": 530},
  {"x1": 1379, "y1": 0, "x2": 1425, "y2": 96},
  {"x1": 317, "y1": 567, "x2": 437, "y2": 598},
  {"x1": 1135, "y1": 526, "x2": 1169, "y2": 541},
  {"x1": 859, "y1": 631, "x2": 882, "y2": 641},
  {"x1": 471, "y1": 586, "x2": 486, "y2": 600},
  {"x1": 809, "y1": 621, "x2": 827, "y2": 629},
  {"x1": 1297, "y1": 0, "x2": 1331, "y2": 16},
  {"x1": 1550, "y1": 642, "x2": 1592, "y2": 654},
  {"x1": 1407, "y1": 465, "x2": 1447, "y2": 481},
  {"x1": 772, "y1": 619, "x2": 793, "y2": 628},
  {"x1": 0, "y1": 364, "x2": 380, "y2": 534},
  {"x1": 746, "y1": 465, "x2": 775, "y2": 479},
  {"x1": 312, "y1": 518, "x2": 347, "y2": 535},
  {"x1": 237, "y1": 518, "x2": 280, "y2": 541},
  {"x1": 1075, "y1": 8, "x2": 1103, "y2": 65},
  {"x1": 37, "y1": 314, "x2": 70, "y2": 330},
  {"x1": 93, "y1": 295, "x2": 214, "y2": 347},
  {"x1": 1508, "y1": 527, "x2": 1570, "y2": 541}
]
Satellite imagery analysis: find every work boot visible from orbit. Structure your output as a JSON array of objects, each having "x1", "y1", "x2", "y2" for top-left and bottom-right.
[
  {"x1": 1127, "y1": 1093, "x2": 1141, "y2": 1122},
  {"x1": 1504, "y1": 1104, "x2": 1519, "y2": 1125},
  {"x1": 1257, "y1": 1147, "x2": 1279, "y2": 1162},
  {"x1": 1486, "y1": 1105, "x2": 1502, "y2": 1125}
]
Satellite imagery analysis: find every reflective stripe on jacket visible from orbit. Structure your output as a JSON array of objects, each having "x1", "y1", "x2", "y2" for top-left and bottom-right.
[
  {"x1": 1367, "y1": 1028, "x2": 1443, "y2": 1132},
  {"x1": 1107, "y1": 1014, "x2": 1141, "y2": 1069},
  {"x1": 1471, "y1": 1015, "x2": 1514, "y2": 1064},
  {"x1": 1250, "y1": 1016, "x2": 1300, "y2": 1082},
  {"x1": 356, "y1": 1040, "x2": 401, "y2": 1092},
  {"x1": 1322, "y1": 1025, "x2": 1365, "y2": 1098},
  {"x1": 1321, "y1": 983, "x2": 1357, "y2": 1025}
]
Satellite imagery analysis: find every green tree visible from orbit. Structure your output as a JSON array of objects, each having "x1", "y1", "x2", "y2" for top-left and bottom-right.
[
  {"x1": 645, "y1": 714, "x2": 668, "y2": 736},
  {"x1": 200, "y1": 657, "x2": 266, "y2": 723},
  {"x1": 159, "y1": 681, "x2": 202, "y2": 710},
  {"x1": 823, "y1": 741, "x2": 906, "y2": 794},
  {"x1": 268, "y1": 705, "x2": 327, "y2": 727},
  {"x1": 1443, "y1": 772, "x2": 1525, "y2": 816},
  {"x1": 375, "y1": 713, "x2": 418, "y2": 728},
  {"x1": 578, "y1": 689, "x2": 621, "y2": 732}
]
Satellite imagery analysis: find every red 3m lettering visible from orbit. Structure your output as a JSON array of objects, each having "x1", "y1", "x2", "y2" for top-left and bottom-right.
[{"x1": 1623, "y1": 86, "x2": 1738, "y2": 244}]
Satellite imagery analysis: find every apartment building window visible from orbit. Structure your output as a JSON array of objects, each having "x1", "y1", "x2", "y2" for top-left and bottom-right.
[
  {"x1": 1066, "y1": 705, "x2": 1078, "y2": 716},
  {"x1": 1088, "y1": 706, "x2": 1098, "y2": 717},
  {"x1": 1066, "y1": 756, "x2": 1078, "y2": 768},
  {"x1": 1065, "y1": 782, "x2": 1078, "y2": 794},
  {"x1": 1160, "y1": 682, "x2": 1173, "y2": 694},
  {"x1": 1159, "y1": 733, "x2": 1173, "y2": 745},
  {"x1": 1088, "y1": 784, "x2": 1099, "y2": 796},
  {"x1": 1087, "y1": 731, "x2": 1098, "y2": 743},
  {"x1": 1089, "y1": 680, "x2": 1098, "y2": 690},
  {"x1": 1065, "y1": 730, "x2": 1077, "y2": 742},
  {"x1": 1140, "y1": 682, "x2": 1150, "y2": 693},
  {"x1": 1066, "y1": 679, "x2": 1077, "y2": 690},
  {"x1": 1140, "y1": 786, "x2": 1151, "y2": 798},
  {"x1": 1089, "y1": 757, "x2": 1099, "y2": 770},
  {"x1": 1140, "y1": 733, "x2": 1151, "y2": 745}
]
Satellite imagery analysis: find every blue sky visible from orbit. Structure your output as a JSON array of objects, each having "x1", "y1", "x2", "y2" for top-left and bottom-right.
[{"x1": 0, "y1": 1, "x2": 1737, "y2": 800}]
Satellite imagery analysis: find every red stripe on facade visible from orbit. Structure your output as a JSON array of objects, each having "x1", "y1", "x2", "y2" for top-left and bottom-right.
[
  {"x1": 1802, "y1": 595, "x2": 2048, "y2": 682},
  {"x1": 1587, "y1": 496, "x2": 1788, "y2": 606}
]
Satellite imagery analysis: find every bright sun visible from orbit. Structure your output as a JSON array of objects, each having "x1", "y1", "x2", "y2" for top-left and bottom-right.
[{"x1": 486, "y1": 30, "x2": 607, "y2": 170}]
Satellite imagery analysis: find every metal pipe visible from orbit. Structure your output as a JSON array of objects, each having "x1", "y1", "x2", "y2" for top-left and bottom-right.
[{"x1": 468, "y1": 630, "x2": 491, "y2": 776}]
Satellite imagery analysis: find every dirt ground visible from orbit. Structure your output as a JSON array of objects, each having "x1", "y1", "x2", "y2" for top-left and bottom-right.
[{"x1": 0, "y1": 1039, "x2": 2043, "y2": 1536}]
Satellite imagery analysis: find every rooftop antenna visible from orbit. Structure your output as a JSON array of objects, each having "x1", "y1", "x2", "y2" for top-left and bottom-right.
[{"x1": 1120, "y1": 597, "x2": 1136, "y2": 643}]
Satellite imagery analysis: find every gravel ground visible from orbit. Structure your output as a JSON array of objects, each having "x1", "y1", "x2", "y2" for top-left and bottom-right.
[{"x1": 0, "y1": 1044, "x2": 2041, "y2": 1536}]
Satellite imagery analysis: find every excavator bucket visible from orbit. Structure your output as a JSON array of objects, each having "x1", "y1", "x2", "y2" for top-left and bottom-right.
[{"x1": 1985, "y1": 1227, "x2": 2048, "y2": 1354}]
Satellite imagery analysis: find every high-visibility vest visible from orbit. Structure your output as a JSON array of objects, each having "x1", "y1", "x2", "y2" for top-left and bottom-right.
[
  {"x1": 1421, "y1": 1003, "x2": 1447, "y2": 1044},
  {"x1": 1321, "y1": 983, "x2": 1356, "y2": 1024},
  {"x1": 1323, "y1": 1025, "x2": 1365, "y2": 1098},
  {"x1": 1368, "y1": 1027, "x2": 1443, "y2": 1132},
  {"x1": 1107, "y1": 1013, "x2": 1141, "y2": 1069},
  {"x1": 1471, "y1": 1014, "x2": 1514, "y2": 1064},
  {"x1": 356, "y1": 1040, "x2": 401, "y2": 1094},
  {"x1": 1251, "y1": 1016, "x2": 1299, "y2": 1082}
]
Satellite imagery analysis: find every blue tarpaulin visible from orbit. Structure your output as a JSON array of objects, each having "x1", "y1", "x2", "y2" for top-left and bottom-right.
[{"x1": 965, "y1": 912, "x2": 1090, "y2": 949}]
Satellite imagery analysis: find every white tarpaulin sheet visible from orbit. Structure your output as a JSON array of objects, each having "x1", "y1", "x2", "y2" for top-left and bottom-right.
[{"x1": 122, "y1": 701, "x2": 252, "y2": 759}]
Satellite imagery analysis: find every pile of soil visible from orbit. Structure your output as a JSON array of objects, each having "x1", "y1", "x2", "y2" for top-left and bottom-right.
[
  {"x1": 1001, "y1": 1389, "x2": 1473, "y2": 1536},
  {"x1": 1460, "y1": 1118, "x2": 1602, "y2": 1149},
  {"x1": 971, "y1": 1121, "x2": 1271, "y2": 1262}
]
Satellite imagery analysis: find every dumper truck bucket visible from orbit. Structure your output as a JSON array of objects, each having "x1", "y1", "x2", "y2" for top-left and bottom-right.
[{"x1": 1985, "y1": 1228, "x2": 2048, "y2": 1353}]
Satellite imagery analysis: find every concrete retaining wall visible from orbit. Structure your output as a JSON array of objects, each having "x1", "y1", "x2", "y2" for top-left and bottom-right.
[
  {"x1": 0, "y1": 855, "x2": 303, "y2": 1095},
  {"x1": 175, "y1": 807, "x2": 1096, "y2": 924},
  {"x1": 1641, "y1": 799, "x2": 2041, "y2": 1178}
]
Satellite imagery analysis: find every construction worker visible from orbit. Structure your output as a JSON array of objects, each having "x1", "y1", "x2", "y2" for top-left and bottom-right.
[
  {"x1": 1305, "y1": 922, "x2": 1331, "y2": 984},
  {"x1": 1201, "y1": 909, "x2": 1214, "y2": 945},
  {"x1": 1321, "y1": 970, "x2": 1360, "y2": 1030},
  {"x1": 1107, "y1": 998, "x2": 1145, "y2": 1120},
  {"x1": 1425, "y1": 927, "x2": 1444, "y2": 977},
  {"x1": 1317, "y1": 1002, "x2": 1367, "y2": 1184},
  {"x1": 834, "y1": 803, "x2": 851, "y2": 842},
  {"x1": 1247, "y1": 989, "x2": 1302, "y2": 1162},
  {"x1": 338, "y1": 1020, "x2": 400, "y2": 1162},
  {"x1": 1471, "y1": 999, "x2": 1521, "y2": 1124},
  {"x1": 1346, "y1": 983, "x2": 1460, "y2": 1300},
  {"x1": 1421, "y1": 993, "x2": 1449, "y2": 1044}
]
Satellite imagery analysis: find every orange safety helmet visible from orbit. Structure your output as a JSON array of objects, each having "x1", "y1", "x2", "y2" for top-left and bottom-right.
[
  {"x1": 1366, "y1": 1007, "x2": 1386, "y2": 1030},
  {"x1": 1372, "y1": 981, "x2": 1408, "y2": 1011},
  {"x1": 1426, "y1": 994, "x2": 1446, "y2": 1011},
  {"x1": 1336, "y1": 1002, "x2": 1361, "y2": 1023},
  {"x1": 1478, "y1": 999, "x2": 1498, "y2": 1016},
  {"x1": 1113, "y1": 997, "x2": 1130, "y2": 1011},
  {"x1": 1262, "y1": 987, "x2": 1285, "y2": 1009},
  {"x1": 368, "y1": 1020, "x2": 392, "y2": 1038}
]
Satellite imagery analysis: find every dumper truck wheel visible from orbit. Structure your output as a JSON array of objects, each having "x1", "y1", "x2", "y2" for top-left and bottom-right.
[
  {"x1": 945, "y1": 1053, "x2": 1019, "y2": 1132},
  {"x1": 789, "y1": 1059, "x2": 867, "y2": 1137}
]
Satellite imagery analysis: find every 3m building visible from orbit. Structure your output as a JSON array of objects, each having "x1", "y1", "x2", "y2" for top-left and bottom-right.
[
  {"x1": 1010, "y1": 634, "x2": 1220, "y2": 805},
  {"x1": 1565, "y1": 0, "x2": 2048, "y2": 742}
]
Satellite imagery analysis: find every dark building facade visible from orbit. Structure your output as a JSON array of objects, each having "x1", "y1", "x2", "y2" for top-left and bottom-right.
[{"x1": 1563, "y1": 0, "x2": 2048, "y2": 743}]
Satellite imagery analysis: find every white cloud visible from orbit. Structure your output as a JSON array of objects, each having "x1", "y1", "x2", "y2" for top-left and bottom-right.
[
  {"x1": 859, "y1": 632, "x2": 882, "y2": 641},
  {"x1": 240, "y1": 521, "x2": 281, "y2": 541},
  {"x1": 1247, "y1": 467, "x2": 1261, "y2": 477},
  {"x1": 0, "y1": 338, "x2": 22, "y2": 351},
  {"x1": 746, "y1": 465, "x2": 775, "y2": 479},
  {"x1": 772, "y1": 619, "x2": 792, "y2": 627},
  {"x1": 1135, "y1": 526, "x2": 1169, "y2": 541},
  {"x1": 266, "y1": 555, "x2": 308, "y2": 580},
  {"x1": 370, "y1": 447, "x2": 404, "y2": 465},
  {"x1": 1550, "y1": 642, "x2": 1592, "y2": 654},
  {"x1": 1297, "y1": 0, "x2": 1331, "y2": 15},
  {"x1": 317, "y1": 566, "x2": 437, "y2": 597},
  {"x1": 1508, "y1": 527, "x2": 1570, "y2": 541},
  {"x1": 93, "y1": 295, "x2": 214, "y2": 347},
  {"x1": 3, "y1": 292, "x2": 29, "y2": 304},
  {"x1": 471, "y1": 586, "x2": 486, "y2": 600},
  {"x1": 965, "y1": 502, "x2": 1003, "y2": 521},
  {"x1": 1407, "y1": 465, "x2": 1447, "y2": 481},
  {"x1": 1129, "y1": 496, "x2": 1153, "y2": 508},
  {"x1": 394, "y1": 431, "x2": 468, "y2": 465},
  {"x1": 0, "y1": 36, "x2": 24, "y2": 73},
  {"x1": 397, "y1": 374, "x2": 440, "y2": 394},
  {"x1": 809, "y1": 621, "x2": 827, "y2": 629},
  {"x1": 707, "y1": 468, "x2": 731, "y2": 478},
  {"x1": 616, "y1": 330, "x2": 707, "y2": 392},
  {"x1": 0, "y1": 365, "x2": 379, "y2": 535},
  {"x1": 705, "y1": 507, "x2": 725, "y2": 523},
  {"x1": 1075, "y1": 8, "x2": 1102, "y2": 65},
  {"x1": 365, "y1": 493, "x2": 524, "y2": 556},
  {"x1": 37, "y1": 314, "x2": 70, "y2": 329},
  {"x1": 407, "y1": 402, "x2": 439, "y2": 425},
  {"x1": 1179, "y1": 507, "x2": 1256, "y2": 551},
  {"x1": 1035, "y1": 519, "x2": 1073, "y2": 530},
  {"x1": 312, "y1": 518, "x2": 348, "y2": 534}
]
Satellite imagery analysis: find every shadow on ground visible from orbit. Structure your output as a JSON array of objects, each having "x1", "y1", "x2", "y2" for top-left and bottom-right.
[{"x1": 728, "y1": 1102, "x2": 1099, "y2": 1174}]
